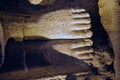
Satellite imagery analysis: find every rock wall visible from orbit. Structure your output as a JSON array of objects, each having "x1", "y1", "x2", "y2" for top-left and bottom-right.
[
  {"x1": 99, "y1": 0, "x2": 120, "y2": 79},
  {"x1": 0, "y1": 0, "x2": 119, "y2": 79}
]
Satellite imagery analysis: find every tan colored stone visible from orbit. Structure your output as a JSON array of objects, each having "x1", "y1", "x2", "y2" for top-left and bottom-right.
[
  {"x1": 28, "y1": 0, "x2": 43, "y2": 5},
  {"x1": 24, "y1": 8, "x2": 92, "y2": 40},
  {"x1": 0, "y1": 0, "x2": 118, "y2": 79},
  {"x1": 52, "y1": 39, "x2": 94, "y2": 64},
  {"x1": 1, "y1": 16, "x2": 24, "y2": 44},
  {"x1": 28, "y1": 0, "x2": 56, "y2": 5},
  {"x1": 99, "y1": 0, "x2": 120, "y2": 79}
]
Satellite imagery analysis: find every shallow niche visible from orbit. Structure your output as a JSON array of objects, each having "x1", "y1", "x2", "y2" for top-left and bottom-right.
[{"x1": 0, "y1": 0, "x2": 119, "y2": 80}]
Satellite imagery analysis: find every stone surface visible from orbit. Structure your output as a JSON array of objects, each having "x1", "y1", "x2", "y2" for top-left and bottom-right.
[
  {"x1": 0, "y1": 0, "x2": 118, "y2": 79},
  {"x1": 24, "y1": 9, "x2": 92, "y2": 39},
  {"x1": 28, "y1": 0, "x2": 56, "y2": 5},
  {"x1": 28, "y1": 0, "x2": 43, "y2": 5},
  {"x1": 99, "y1": 0, "x2": 120, "y2": 79}
]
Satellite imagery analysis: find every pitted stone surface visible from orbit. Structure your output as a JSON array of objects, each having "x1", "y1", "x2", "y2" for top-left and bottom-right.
[
  {"x1": 24, "y1": 8, "x2": 92, "y2": 40},
  {"x1": 0, "y1": 0, "x2": 116, "y2": 79}
]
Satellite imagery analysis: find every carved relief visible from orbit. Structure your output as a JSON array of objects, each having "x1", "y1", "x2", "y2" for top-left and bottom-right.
[{"x1": 0, "y1": 0, "x2": 116, "y2": 80}]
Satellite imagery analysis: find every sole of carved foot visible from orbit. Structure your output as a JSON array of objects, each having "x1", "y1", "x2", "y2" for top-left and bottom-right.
[
  {"x1": 52, "y1": 39, "x2": 94, "y2": 64},
  {"x1": 1, "y1": 8, "x2": 94, "y2": 66},
  {"x1": 2, "y1": 8, "x2": 92, "y2": 43},
  {"x1": 24, "y1": 8, "x2": 92, "y2": 40}
]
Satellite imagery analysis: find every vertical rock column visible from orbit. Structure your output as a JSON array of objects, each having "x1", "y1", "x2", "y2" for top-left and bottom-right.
[
  {"x1": 99, "y1": 0, "x2": 120, "y2": 79},
  {"x1": 0, "y1": 21, "x2": 4, "y2": 66}
]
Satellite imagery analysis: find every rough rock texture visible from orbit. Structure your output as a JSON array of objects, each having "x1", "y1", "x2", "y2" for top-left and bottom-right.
[
  {"x1": 0, "y1": 0, "x2": 119, "y2": 80},
  {"x1": 99, "y1": 0, "x2": 120, "y2": 79},
  {"x1": 0, "y1": 15, "x2": 24, "y2": 43},
  {"x1": 24, "y1": 9, "x2": 92, "y2": 39}
]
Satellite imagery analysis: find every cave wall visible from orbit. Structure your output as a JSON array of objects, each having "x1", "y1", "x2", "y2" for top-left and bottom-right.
[
  {"x1": 0, "y1": 0, "x2": 120, "y2": 79},
  {"x1": 98, "y1": 0, "x2": 120, "y2": 79}
]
